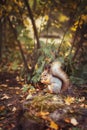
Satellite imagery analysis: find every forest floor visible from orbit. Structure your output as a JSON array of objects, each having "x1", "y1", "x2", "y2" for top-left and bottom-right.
[
  {"x1": 0, "y1": 71, "x2": 24, "y2": 130},
  {"x1": 0, "y1": 71, "x2": 87, "y2": 130}
]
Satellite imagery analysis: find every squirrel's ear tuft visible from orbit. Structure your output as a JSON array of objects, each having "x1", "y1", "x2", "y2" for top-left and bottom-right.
[{"x1": 44, "y1": 64, "x2": 51, "y2": 71}]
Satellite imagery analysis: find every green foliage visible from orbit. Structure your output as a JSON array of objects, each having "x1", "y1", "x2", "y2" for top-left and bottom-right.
[
  {"x1": 72, "y1": 127, "x2": 81, "y2": 130},
  {"x1": 22, "y1": 84, "x2": 30, "y2": 93},
  {"x1": 70, "y1": 64, "x2": 87, "y2": 85},
  {"x1": 0, "y1": 0, "x2": 87, "y2": 86},
  {"x1": 30, "y1": 40, "x2": 65, "y2": 83}
]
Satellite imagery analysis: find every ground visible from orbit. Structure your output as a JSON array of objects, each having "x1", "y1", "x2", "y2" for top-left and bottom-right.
[
  {"x1": 0, "y1": 71, "x2": 87, "y2": 130},
  {"x1": 0, "y1": 71, "x2": 24, "y2": 130}
]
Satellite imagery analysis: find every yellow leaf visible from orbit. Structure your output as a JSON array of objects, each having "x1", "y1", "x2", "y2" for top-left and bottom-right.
[
  {"x1": 49, "y1": 120, "x2": 59, "y2": 130},
  {"x1": 81, "y1": 14, "x2": 87, "y2": 22},
  {"x1": 7, "y1": 5, "x2": 12, "y2": 12},
  {"x1": 35, "y1": 64, "x2": 38, "y2": 70},
  {"x1": 37, "y1": 111, "x2": 49, "y2": 117},
  {"x1": 71, "y1": 26, "x2": 77, "y2": 31},
  {"x1": 64, "y1": 96, "x2": 75, "y2": 105},
  {"x1": 36, "y1": 111, "x2": 49, "y2": 120},
  {"x1": 18, "y1": 1, "x2": 23, "y2": 7},
  {"x1": 44, "y1": 15, "x2": 49, "y2": 21},
  {"x1": 59, "y1": 14, "x2": 69, "y2": 22},
  {"x1": 23, "y1": 18, "x2": 30, "y2": 27}
]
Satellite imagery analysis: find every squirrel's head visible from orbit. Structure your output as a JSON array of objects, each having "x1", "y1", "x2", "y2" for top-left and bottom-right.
[
  {"x1": 44, "y1": 64, "x2": 51, "y2": 73},
  {"x1": 40, "y1": 70, "x2": 51, "y2": 84}
]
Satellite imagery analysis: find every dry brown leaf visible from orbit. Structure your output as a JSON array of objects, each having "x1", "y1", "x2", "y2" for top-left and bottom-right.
[
  {"x1": 1, "y1": 94, "x2": 10, "y2": 99},
  {"x1": 0, "y1": 106, "x2": 5, "y2": 111},
  {"x1": 16, "y1": 91, "x2": 20, "y2": 94},
  {"x1": 12, "y1": 107, "x2": 17, "y2": 112},
  {"x1": 64, "y1": 118, "x2": 70, "y2": 123}
]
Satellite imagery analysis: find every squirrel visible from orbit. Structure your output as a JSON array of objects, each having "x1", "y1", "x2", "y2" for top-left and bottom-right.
[{"x1": 41, "y1": 61, "x2": 69, "y2": 94}]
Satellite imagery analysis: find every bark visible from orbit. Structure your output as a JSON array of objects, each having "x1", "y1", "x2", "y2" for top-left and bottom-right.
[
  {"x1": 72, "y1": 28, "x2": 85, "y2": 61},
  {"x1": 8, "y1": 17, "x2": 29, "y2": 73},
  {"x1": 40, "y1": 34, "x2": 60, "y2": 39},
  {"x1": 69, "y1": 17, "x2": 81, "y2": 55},
  {"x1": 24, "y1": 0, "x2": 40, "y2": 49},
  {"x1": 72, "y1": 39, "x2": 83, "y2": 61},
  {"x1": 0, "y1": 19, "x2": 3, "y2": 62}
]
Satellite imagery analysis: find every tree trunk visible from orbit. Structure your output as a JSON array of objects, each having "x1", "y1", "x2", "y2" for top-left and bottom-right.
[
  {"x1": 8, "y1": 17, "x2": 29, "y2": 73},
  {"x1": 24, "y1": 0, "x2": 40, "y2": 49},
  {"x1": 0, "y1": 19, "x2": 3, "y2": 62}
]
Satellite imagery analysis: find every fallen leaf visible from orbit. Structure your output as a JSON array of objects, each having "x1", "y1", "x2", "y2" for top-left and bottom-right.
[
  {"x1": 12, "y1": 107, "x2": 16, "y2": 112},
  {"x1": 64, "y1": 96, "x2": 75, "y2": 105},
  {"x1": 49, "y1": 120, "x2": 59, "y2": 130},
  {"x1": 78, "y1": 97, "x2": 85, "y2": 102},
  {"x1": 64, "y1": 118, "x2": 70, "y2": 123},
  {"x1": 70, "y1": 117, "x2": 78, "y2": 126},
  {"x1": 1, "y1": 94, "x2": 10, "y2": 99},
  {"x1": 0, "y1": 124, "x2": 3, "y2": 127},
  {"x1": 0, "y1": 106, "x2": 5, "y2": 111},
  {"x1": 36, "y1": 111, "x2": 49, "y2": 120},
  {"x1": 26, "y1": 94, "x2": 33, "y2": 100},
  {"x1": 7, "y1": 103, "x2": 12, "y2": 107},
  {"x1": 16, "y1": 91, "x2": 20, "y2": 94},
  {"x1": 37, "y1": 111, "x2": 49, "y2": 117}
]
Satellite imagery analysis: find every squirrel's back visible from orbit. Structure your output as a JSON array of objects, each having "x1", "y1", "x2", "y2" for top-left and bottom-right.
[{"x1": 50, "y1": 62, "x2": 69, "y2": 92}]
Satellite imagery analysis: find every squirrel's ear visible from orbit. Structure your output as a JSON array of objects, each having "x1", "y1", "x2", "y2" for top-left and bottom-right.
[{"x1": 44, "y1": 64, "x2": 51, "y2": 71}]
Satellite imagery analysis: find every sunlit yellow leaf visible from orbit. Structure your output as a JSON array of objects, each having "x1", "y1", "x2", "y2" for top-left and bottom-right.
[
  {"x1": 49, "y1": 120, "x2": 59, "y2": 130},
  {"x1": 64, "y1": 96, "x2": 75, "y2": 105},
  {"x1": 18, "y1": 1, "x2": 23, "y2": 7},
  {"x1": 44, "y1": 15, "x2": 49, "y2": 21},
  {"x1": 71, "y1": 26, "x2": 77, "y2": 31},
  {"x1": 8, "y1": 5, "x2": 12, "y2": 12},
  {"x1": 69, "y1": 34, "x2": 73, "y2": 38},
  {"x1": 65, "y1": 52, "x2": 69, "y2": 57},
  {"x1": 14, "y1": 0, "x2": 17, "y2": 4},
  {"x1": 23, "y1": 18, "x2": 30, "y2": 27},
  {"x1": 35, "y1": 64, "x2": 38, "y2": 70},
  {"x1": 59, "y1": 14, "x2": 69, "y2": 22},
  {"x1": 36, "y1": 111, "x2": 50, "y2": 120},
  {"x1": 37, "y1": 111, "x2": 49, "y2": 117},
  {"x1": 66, "y1": 41, "x2": 71, "y2": 46},
  {"x1": 81, "y1": 14, "x2": 87, "y2": 22}
]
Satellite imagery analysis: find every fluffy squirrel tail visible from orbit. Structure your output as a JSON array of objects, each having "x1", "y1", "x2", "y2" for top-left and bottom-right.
[{"x1": 50, "y1": 62, "x2": 70, "y2": 92}]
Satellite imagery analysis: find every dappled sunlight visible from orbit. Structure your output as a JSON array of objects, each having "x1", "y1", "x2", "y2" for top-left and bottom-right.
[{"x1": 0, "y1": 0, "x2": 87, "y2": 129}]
